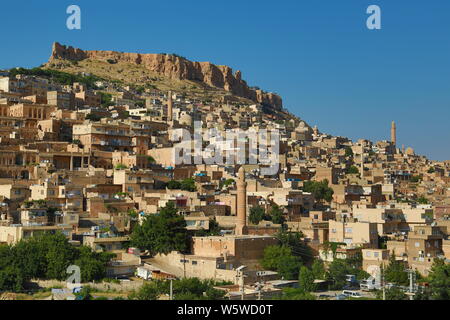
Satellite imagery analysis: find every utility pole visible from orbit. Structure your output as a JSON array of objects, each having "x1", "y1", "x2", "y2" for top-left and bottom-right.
[
  {"x1": 169, "y1": 278, "x2": 173, "y2": 301},
  {"x1": 236, "y1": 266, "x2": 247, "y2": 301},
  {"x1": 240, "y1": 271, "x2": 245, "y2": 301},
  {"x1": 407, "y1": 269, "x2": 416, "y2": 301},
  {"x1": 258, "y1": 288, "x2": 261, "y2": 301},
  {"x1": 381, "y1": 267, "x2": 386, "y2": 301}
]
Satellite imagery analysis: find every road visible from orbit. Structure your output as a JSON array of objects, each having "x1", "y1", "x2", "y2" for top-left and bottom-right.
[{"x1": 313, "y1": 289, "x2": 376, "y2": 300}]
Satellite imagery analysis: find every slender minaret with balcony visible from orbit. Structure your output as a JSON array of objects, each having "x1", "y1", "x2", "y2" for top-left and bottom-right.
[
  {"x1": 235, "y1": 167, "x2": 248, "y2": 236},
  {"x1": 391, "y1": 121, "x2": 397, "y2": 147},
  {"x1": 167, "y1": 90, "x2": 173, "y2": 121}
]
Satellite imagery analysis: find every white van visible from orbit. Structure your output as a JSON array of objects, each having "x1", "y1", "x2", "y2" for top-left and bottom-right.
[
  {"x1": 360, "y1": 278, "x2": 380, "y2": 291},
  {"x1": 342, "y1": 290, "x2": 363, "y2": 298}
]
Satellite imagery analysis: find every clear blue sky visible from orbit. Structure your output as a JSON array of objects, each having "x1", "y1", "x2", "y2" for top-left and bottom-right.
[{"x1": 1, "y1": 1, "x2": 449, "y2": 160}]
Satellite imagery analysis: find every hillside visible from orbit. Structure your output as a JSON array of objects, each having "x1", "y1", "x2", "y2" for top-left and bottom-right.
[{"x1": 43, "y1": 42, "x2": 283, "y2": 109}]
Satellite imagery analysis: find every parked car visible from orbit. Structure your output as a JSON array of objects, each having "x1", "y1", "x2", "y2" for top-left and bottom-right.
[{"x1": 342, "y1": 290, "x2": 363, "y2": 298}]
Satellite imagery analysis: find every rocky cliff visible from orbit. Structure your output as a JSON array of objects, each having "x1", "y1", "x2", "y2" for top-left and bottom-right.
[{"x1": 49, "y1": 42, "x2": 282, "y2": 109}]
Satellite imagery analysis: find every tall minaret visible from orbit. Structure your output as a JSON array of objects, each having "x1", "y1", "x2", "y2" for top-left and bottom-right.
[
  {"x1": 167, "y1": 91, "x2": 173, "y2": 121},
  {"x1": 391, "y1": 121, "x2": 396, "y2": 147},
  {"x1": 236, "y1": 167, "x2": 248, "y2": 236},
  {"x1": 360, "y1": 152, "x2": 364, "y2": 177}
]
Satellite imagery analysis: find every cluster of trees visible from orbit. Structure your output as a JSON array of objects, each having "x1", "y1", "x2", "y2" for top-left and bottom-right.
[
  {"x1": 383, "y1": 254, "x2": 409, "y2": 286},
  {"x1": 260, "y1": 232, "x2": 314, "y2": 280},
  {"x1": 416, "y1": 259, "x2": 450, "y2": 300},
  {"x1": 346, "y1": 165, "x2": 360, "y2": 175},
  {"x1": 248, "y1": 205, "x2": 285, "y2": 225},
  {"x1": 128, "y1": 278, "x2": 227, "y2": 300},
  {"x1": 260, "y1": 232, "x2": 332, "y2": 300},
  {"x1": 302, "y1": 180, "x2": 334, "y2": 203},
  {"x1": 325, "y1": 254, "x2": 369, "y2": 289},
  {"x1": 99, "y1": 92, "x2": 114, "y2": 107},
  {"x1": 166, "y1": 178, "x2": 197, "y2": 192},
  {"x1": 219, "y1": 178, "x2": 235, "y2": 190},
  {"x1": 8, "y1": 67, "x2": 103, "y2": 89},
  {"x1": 85, "y1": 113, "x2": 102, "y2": 122},
  {"x1": 0, "y1": 232, "x2": 114, "y2": 292},
  {"x1": 129, "y1": 202, "x2": 224, "y2": 257},
  {"x1": 416, "y1": 196, "x2": 429, "y2": 205},
  {"x1": 376, "y1": 256, "x2": 449, "y2": 300},
  {"x1": 344, "y1": 146, "x2": 354, "y2": 157},
  {"x1": 129, "y1": 202, "x2": 188, "y2": 256}
]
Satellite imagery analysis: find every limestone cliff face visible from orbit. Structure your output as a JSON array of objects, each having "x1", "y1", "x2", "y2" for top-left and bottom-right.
[{"x1": 50, "y1": 42, "x2": 282, "y2": 109}]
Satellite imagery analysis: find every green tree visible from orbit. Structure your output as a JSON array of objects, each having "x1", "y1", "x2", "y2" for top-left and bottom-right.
[
  {"x1": 261, "y1": 245, "x2": 291, "y2": 271},
  {"x1": 384, "y1": 254, "x2": 408, "y2": 286},
  {"x1": 261, "y1": 245, "x2": 301, "y2": 280},
  {"x1": 311, "y1": 259, "x2": 326, "y2": 280},
  {"x1": 276, "y1": 231, "x2": 312, "y2": 265},
  {"x1": 326, "y1": 259, "x2": 350, "y2": 289},
  {"x1": 167, "y1": 180, "x2": 182, "y2": 189},
  {"x1": 326, "y1": 256, "x2": 369, "y2": 290},
  {"x1": 74, "y1": 246, "x2": 115, "y2": 282},
  {"x1": 220, "y1": 178, "x2": 235, "y2": 189},
  {"x1": 0, "y1": 264, "x2": 25, "y2": 292},
  {"x1": 0, "y1": 233, "x2": 114, "y2": 292},
  {"x1": 99, "y1": 92, "x2": 114, "y2": 107},
  {"x1": 298, "y1": 266, "x2": 317, "y2": 292},
  {"x1": 426, "y1": 258, "x2": 450, "y2": 300},
  {"x1": 85, "y1": 113, "x2": 102, "y2": 122},
  {"x1": 344, "y1": 147, "x2": 354, "y2": 157},
  {"x1": 128, "y1": 281, "x2": 164, "y2": 300},
  {"x1": 193, "y1": 218, "x2": 221, "y2": 237},
  {"x1": 42, "y1": 232, "x2": 77, "y2": 280},
  {"x1": 303, "y1": 180, "x2": 334, "y2": 203},
  {"x1": 180, "y1": 178, "x2": 197, "y2": 192},
  {"x1": 346, "y1": 165, "x2": 359, "y2": 175},
  {"x1": 172, "y1": 278, "x2": 225, "y2": 300},
  {"x1": 129, "y1": 202, "x2": 188, "y2": 256},
  {"x1": 249, "y1": 206, "x2": 266, "y2": 225},
  {"x1": 417, "y1": 196, "x2": 429, "y2": 204},
  {"x1": 268, "y1": 205, "x2": 285, "y2": 225},
  {"x1": 277, "y1": 255, "x2": 302, "y2": 280}
]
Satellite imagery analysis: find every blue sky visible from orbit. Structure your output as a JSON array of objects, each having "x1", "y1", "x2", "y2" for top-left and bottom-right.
[{"x1": 1, "y1": 0, "x2": 449, "y2": 160}]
